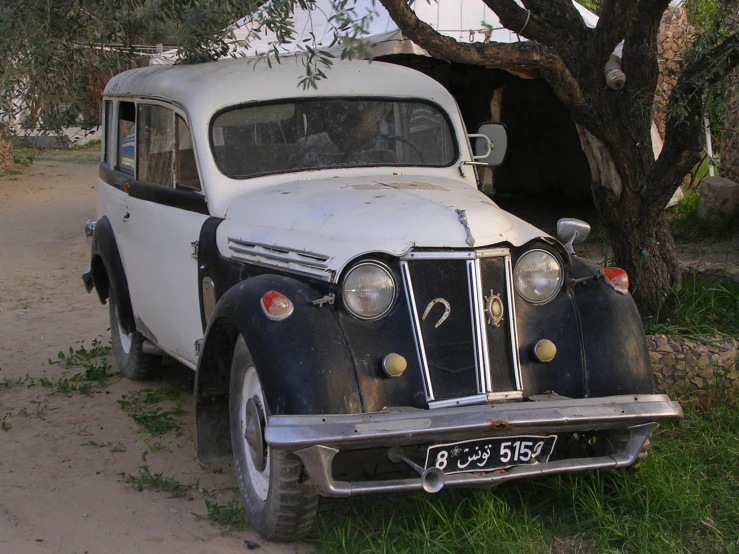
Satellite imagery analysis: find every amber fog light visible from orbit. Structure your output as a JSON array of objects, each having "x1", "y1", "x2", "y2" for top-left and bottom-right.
[
  {"x1": 342, "y1": 261, "x2": 396, "y2": 320},
  {"x1": 382, "y1": 353, "x2": 407, "y2": 377},
  {"x1": 533, "y1": 340, "x2": 557, "y2": 363}
]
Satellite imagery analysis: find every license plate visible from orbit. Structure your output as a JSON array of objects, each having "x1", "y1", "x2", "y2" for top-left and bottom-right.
[{"x1": 425, "y1": 435, "x2": 557, "y2": 474}]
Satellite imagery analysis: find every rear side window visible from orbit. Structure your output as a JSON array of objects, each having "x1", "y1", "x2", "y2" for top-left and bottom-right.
[
  {"x1": 138, "y1": 105, "x2": 174, "y2": 187},
  {"x1": 103, "y1": 100, "x2": 115, "y2": 164},
  {"x1": 175, "y1": 115, "x2": 201, "y2": 191},
  {"x1": 117, "y1": 101, "x2": 136, "y2": 174}
]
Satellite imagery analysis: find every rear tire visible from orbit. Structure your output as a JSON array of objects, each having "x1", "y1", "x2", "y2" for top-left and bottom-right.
[
  {"x1": 229, "y1": 336, "x2": 318, "y2": 541},
  {"x1": 109, "y1": 294, "x2": 162, "y2": 380}
]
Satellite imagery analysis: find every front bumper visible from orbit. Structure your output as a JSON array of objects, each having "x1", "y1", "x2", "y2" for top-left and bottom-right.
[{"x1": 265, "y1": 394, "x2": 682, "y2": 496}]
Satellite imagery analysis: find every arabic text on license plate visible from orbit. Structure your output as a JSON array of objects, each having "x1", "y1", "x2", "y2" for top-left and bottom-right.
[{"x1": 425, "y1": 435, "x2": 557, "y2": 474}]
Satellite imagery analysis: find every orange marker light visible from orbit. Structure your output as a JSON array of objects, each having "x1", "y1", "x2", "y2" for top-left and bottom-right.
[
  {"x1": 603, "y1": 267, "x2": 629, "y2": 294},
  {"x1": 261, "y1": 290, "x2": 294, "y2": 321}
]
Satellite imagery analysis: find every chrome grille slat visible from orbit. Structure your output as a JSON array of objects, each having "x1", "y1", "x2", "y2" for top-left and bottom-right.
[{"x1": 403, "y1": 249, "x2": 522, "y2": 406}]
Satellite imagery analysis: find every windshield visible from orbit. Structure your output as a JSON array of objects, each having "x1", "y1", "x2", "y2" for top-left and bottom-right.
[{"x1": 211, "y1": 99, "x2": 457, "y2": 178}]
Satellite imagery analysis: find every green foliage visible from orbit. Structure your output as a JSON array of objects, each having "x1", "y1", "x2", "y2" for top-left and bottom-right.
[
  {"x1": 647, "y1": 277, "x2": 739, "y2": 337},
  {"x1": 203, "y1": 495, "x2": 247, "y2": 531},
  {"x1": 1, "y1": 413, "x2": 11, "y2": 431},
  {"x1": 43, "y1": 338, "x2": 116, "y2": 394},
  {"x1": 316, "y1": 397, "x2": 739, "y2": 553},
  {"x1": 670, "y1": 187, "x2": 739, "y2": 240},
  {"x1": 117, "y1": 387, "x2": 186, "y2": 436},
  {"x1": 124, "y1": 451, "x2": 190, "y2": 496}
]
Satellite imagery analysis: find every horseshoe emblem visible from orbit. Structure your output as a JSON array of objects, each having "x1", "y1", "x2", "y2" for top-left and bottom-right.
[
  {"x1": 422, "y1": 298, "x2": 451, "y2": 328},
  {"x1": 485, "y1": 289, "x2": 504, "y2": 328}
]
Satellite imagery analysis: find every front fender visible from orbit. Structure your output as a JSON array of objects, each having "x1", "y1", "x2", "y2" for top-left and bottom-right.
[
  {"x1": 196, "y1": 273, "x2": 363, "y2": 417},
  {"x1": 569, "y1": 257, "x2": 655, "y2": 396}
]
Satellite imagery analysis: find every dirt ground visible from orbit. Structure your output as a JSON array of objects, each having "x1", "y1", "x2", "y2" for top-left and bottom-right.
[
  {"x1": 1, "y1": 155, "x2": 736, "y2": 554},
  {"x1": 0, "y1": 159, "x2": 302, "y2": 554}
]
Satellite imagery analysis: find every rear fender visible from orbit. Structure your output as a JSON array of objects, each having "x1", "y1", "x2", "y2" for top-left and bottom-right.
[{"x1": 89, "y1": 216, "x2": 135, "y2": 334}]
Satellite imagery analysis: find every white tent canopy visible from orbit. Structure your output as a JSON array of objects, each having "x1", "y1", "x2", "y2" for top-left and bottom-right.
[{"x1": 150, "y1": 0, "x2": 598, "y2": 64}]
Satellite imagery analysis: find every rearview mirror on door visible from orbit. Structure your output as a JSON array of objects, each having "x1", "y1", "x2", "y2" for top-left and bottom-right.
[{"x1": 469, "y1": 122, "x2": 508, "y2": 167}]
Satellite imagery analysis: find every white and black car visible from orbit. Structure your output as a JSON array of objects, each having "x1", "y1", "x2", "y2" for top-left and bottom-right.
[{"x1": 83, "y1": 58, "x2": 682, "y2": 540}]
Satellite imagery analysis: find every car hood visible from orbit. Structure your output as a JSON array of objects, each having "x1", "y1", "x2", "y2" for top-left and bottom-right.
[{"x1": 217, "y1": 174, "x2": 548, "y2": 281}]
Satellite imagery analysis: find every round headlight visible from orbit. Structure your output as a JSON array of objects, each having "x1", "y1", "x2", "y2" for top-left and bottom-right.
[
  {"x1": 514, "y1": 249, "x2": 563, "y2": 304},
  {"x1": 342, "y1": 261, "x2": 396, "y2": 320}
]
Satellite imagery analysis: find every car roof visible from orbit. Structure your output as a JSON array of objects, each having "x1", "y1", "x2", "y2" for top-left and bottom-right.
[{"x1": 103, "y1": 58, "x2": 458, "y2": 126}]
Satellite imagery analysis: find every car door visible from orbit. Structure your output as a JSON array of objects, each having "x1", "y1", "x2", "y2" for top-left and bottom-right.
[{"x1": 120, "y1": 102, "x2": 209, "y2": 368}]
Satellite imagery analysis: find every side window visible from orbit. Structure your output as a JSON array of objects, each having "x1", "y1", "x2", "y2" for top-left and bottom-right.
[
  {"x1": 138, "y1": 105, "x2": 174, "y2": 187},
  {"x1": 103, "y1": 100, "x2": 115, "y2": 164},
  {"x1": 175, "y1": 115, "x2": 202, "y2": 191},
  {"x1": 117, "y1": 101, "x2": 136, "y2": 175}
]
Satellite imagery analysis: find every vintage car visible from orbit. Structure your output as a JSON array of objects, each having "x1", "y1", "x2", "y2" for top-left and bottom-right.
[{"x1": 83, "y1": 58, "x2": 682, "y2": 540}]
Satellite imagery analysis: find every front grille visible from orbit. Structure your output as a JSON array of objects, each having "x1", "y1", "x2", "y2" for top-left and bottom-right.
[
  {"x1": 402, "y1": 250, "x2": 521, "y2": 405},
  {"x1": 406, "y1": 260, "x2": 478, "y2": 400}
]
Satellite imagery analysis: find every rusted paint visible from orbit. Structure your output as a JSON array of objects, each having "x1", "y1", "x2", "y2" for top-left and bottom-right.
[
  {"x1": 487, "y1": 419, "x2": 511, "y2": 431},
  {"x1": 345, "y1": 182, "x2": 446, "y2": 191}
]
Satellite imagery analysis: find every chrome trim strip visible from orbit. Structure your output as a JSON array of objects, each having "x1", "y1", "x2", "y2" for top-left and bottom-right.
[
  {"x1": 467, "y1": 260, "x2": 483, "y2": 395},
  {"x1": 476, "y1": 248, "x2": 510, "y2": 258},
  {"x1": 400, "y1": 261, "x2": 435, "y2": 402},
  {"x1": 229, "y1": 244, "x2": 328, "y2": 268},
  {"x1": 487, "y1": 390, "x2": 523, "y2": 402},
  {"x1": 266, "y1": 395, "x2": 683, "y2": 451},
  {"x1": 227, "y1": 254, "x2": 333, "y2": 282},
  {"x1": 229, "y1": 238, "x2": 330, "y2": 262},
  {"x1": 401, "y1": 251, "x2": 476, "y2": 260},
  {"x1": 429, "y1": 394, "x2": 488, "y2": 409},
  {"x1": 294, "y1": 423, "x2": 658, "y2": 497},
  {"x1": 473, "y1": 258, "x2": 493, "y2": 392},
  {"x1": 504, "y1": 255, "x2": 523, "y2": 390}
]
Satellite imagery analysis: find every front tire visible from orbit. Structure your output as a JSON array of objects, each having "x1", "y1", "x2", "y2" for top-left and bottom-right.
[
  {"x1": 229, "y1": 336, "x2": 318, "y2": 541},
  {"x1": 109, "y1": 294, "x2": 161, "y2": 380}
]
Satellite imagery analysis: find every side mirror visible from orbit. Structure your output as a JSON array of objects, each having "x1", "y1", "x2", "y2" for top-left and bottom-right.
[
  {"x1": 557, "y1": 218, "x2": 591, "y2": 255},
  {"x1": 469, "y1": 122, "x2": 507, "y2": 167}
]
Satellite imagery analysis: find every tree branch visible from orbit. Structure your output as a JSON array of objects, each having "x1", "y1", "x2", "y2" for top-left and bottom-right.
[
  {"x1": 378, "y1": 0, "x2": 586, "y2": 111},
  {"x1": 590, "y1": 0, "x2": 638, "y2": 65},
  {"x1": 646, "y1": 32, "x2": 739, "y2": 208}
]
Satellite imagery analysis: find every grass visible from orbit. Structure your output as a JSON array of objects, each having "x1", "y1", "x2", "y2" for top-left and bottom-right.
[
  {"x1": 40, "y1": 338, "x2": 117, "y2": 394},
  {"x1": 1, "y1": 339, "x2": 115, "y2": 395},
  {"x1": 12, "y1": 140, "x2": 101, "y2": 165},
  {"x1": 670, "y1": 187, "x2": 739, "y2": 241},
  {"x1": 117, "y1": 387, "x2": 186, "y2": 436},
  {"x1": 647, "y1": 276, "x2": 739, "y2": 337},
  {"x1": 203, "y1": 495, "x2": 247, "y2": 531},
  {"x1": 124, "y1": 451, "x2": 190, "y2": 497},
  {"x1": 314, "y1": 396, "x2": 739, "y2": 553}
]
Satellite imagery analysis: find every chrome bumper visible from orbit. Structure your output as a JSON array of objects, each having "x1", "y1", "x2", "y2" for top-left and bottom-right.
[{"x1": 264, "y1": 394, "x2": 682, "y2": 497}]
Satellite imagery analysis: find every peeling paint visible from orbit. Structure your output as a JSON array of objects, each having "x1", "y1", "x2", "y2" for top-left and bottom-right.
[
  {"x1": 345, "y1": 181, "x2": 446, "y2": 191},
  {"x1": 455, "y1": 209, "x2": 475, "y2": 247}
]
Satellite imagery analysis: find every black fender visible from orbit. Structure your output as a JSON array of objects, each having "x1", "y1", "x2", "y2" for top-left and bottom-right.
[
  {"x1": 89, "y1": 216, "x2": 135, "y2": 334},
  {"x1": 194, "y1": 274, "x2": 362, "y2": 463},
  {"x1": 568, "y1": 257, "x2": 655, "y2": 396}
]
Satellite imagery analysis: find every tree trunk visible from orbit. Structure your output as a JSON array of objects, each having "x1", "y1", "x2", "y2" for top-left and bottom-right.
[
  {"x1": 578, "y1": 126, "x2": 681, "y2": 317},
  {"x1": 0, "y1": 125, "x2": 13, "y2": 170},
  {"x1": 721, "y1": 69, "x2": 739, "y2": 183}
]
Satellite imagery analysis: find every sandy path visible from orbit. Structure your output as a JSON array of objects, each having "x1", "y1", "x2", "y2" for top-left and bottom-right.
[{"x1": 0, "y1": 161, "x2": 303, "y2": 554}]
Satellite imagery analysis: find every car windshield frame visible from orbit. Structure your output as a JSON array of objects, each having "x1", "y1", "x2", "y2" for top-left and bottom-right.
[{"x1": 208, "y1": 96, "x2": 459, "y2": 180}]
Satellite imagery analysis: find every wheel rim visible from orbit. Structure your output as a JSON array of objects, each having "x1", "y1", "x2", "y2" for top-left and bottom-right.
[
  {"x1": 114, "y1": 305, "x2": 132, "y2": 355},
  {"x1": 240, "y1": 365, "x2": 270, "y2": 501}
]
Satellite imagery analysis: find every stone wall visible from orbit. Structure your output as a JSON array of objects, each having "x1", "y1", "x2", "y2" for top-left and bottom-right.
[
  {"x1": 648, "y1": 335, "x2": 738, "y2": 397},
  {"x1": 654, "y1": 7, "x2": 695, "y2": 138}
]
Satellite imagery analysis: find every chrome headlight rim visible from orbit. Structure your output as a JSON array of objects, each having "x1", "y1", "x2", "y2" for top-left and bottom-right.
[
  {"x1": 513, "y1": 248, "x2": 564, "y2": 305},
  {"x1": 341, "y1": 260, "x2": 397, "y2": 321}
]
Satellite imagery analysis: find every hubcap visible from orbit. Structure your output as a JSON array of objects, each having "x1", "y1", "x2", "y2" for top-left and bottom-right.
[
  {"x1": 240, "y1": 365, "x2": 270, "y2": 501},
  {"x1": 115, "y1": 305, "x2": 132, "y2": 355},
  {"x1": 245, "y1": 396, "x2": 266, "y2": 472}
]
